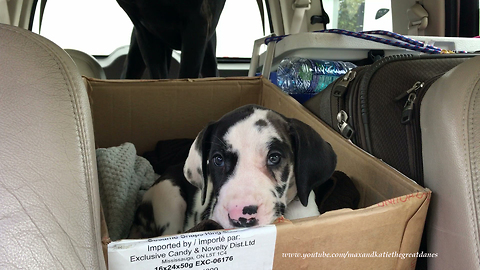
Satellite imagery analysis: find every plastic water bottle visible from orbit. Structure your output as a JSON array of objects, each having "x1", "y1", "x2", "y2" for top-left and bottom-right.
[{"x1": 277, "y1": 57, "x2": 356, "y2": 95}]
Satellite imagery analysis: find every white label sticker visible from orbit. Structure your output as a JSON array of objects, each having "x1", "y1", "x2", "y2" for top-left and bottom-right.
[{"x1": 108, "y1": 225, "x2": 277, "y2": 270}]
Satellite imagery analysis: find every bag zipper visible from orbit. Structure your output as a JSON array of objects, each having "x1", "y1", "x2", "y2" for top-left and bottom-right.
[
  {"x1": 333, "y1": 70, "x2": 356, "y2": 139},
  {"x1": 333, "y1": 69, "x2": 357, "y2": 98},
  {"x1": 358, "y1": 54, "x2": 417, "y2": 153},
  {"x1": 397, "y1": 74, "x2": 444, "y2": 125},
  {"x1": 347, "y1": 68, "x2": 367, "y2": 147},
  {"x1": 396, "y1": 74, "x2": 444, "y2": 184},
  {"x1": 359, "y1": 53, "x2": 476, "y2": 154},
  {"x1": 397, "y1": 82, "x2": 424, "y2": 124},
  {"x1": 332, "y1": 66, "x2": 368, "y2": 143}
]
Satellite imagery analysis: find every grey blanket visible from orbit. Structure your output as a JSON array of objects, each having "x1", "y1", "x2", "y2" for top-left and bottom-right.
[{"x1": 96, "y1": 143, "x2": 156, "y2": 241}]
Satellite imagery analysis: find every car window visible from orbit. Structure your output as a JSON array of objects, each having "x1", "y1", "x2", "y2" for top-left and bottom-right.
[
  {"x1": 34, "y1": 0, "x2": 132, "y2": 56},
  {"x1": 33, "y1": 0, "x2": 266, "y2": 58},
  {"x1": 324, "y1": 0, "x2": 392, "y2": 32}
]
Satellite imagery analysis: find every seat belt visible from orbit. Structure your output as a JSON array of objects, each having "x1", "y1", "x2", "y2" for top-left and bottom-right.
[
  {"x1": 407, "y1": 3, "x2": 428, "y2": 36},
  {"x1": 256, "y1": 0, "x2": 267, "y2": 35},
  {"x1": 0, "y1": 0, "x2": 12, "y2": 25},
  {"x1": 290, "y1": 0, "x2": 311, "y2": 34},
  {"x1": 38, "y1": 0, "x2": 47, "y2": 32}
]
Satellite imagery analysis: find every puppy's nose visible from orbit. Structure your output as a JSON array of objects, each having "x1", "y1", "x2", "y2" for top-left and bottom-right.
[
  {"x1": 242, "y1": 205, "x2": 258, "y2": 215},
  {"x1": 229, "y1": 216, "x2": 258, "y2": 227},
  {"x1": 227, "y1": 204, "x2": 259, "y2": 227}
]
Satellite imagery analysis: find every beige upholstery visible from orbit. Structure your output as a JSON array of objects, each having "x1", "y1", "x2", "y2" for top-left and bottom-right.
[
  {"x1": 421, "y1": 55, "x2": 480, "y2": 269},
  {"x1": 65, "y1": 48, "x2": 107, "y2": 79},
  {"x1": 0, "y1": 24, "x2": 105, "y2": 269}
]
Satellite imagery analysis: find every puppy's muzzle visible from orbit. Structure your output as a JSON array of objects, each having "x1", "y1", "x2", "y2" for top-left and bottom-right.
[{"x1": 228, "y1": 205, "x2": 259, "y2": 227}]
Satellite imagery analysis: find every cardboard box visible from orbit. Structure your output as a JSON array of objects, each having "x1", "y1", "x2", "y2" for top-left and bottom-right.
[{"x1": 85, "y1": 76, "x2": 431, "y2": 270}]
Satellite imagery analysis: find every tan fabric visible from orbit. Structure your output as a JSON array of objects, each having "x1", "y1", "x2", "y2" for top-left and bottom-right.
[
  {"x1": 65, "y1": 49, "x2": 106, "y2": 79},
  {"x1": 0, "y1": 24, "x2": 105, "y2": 269},
  {"x1": 421, "y1": 55, "x2": 480, "y2": 269}
]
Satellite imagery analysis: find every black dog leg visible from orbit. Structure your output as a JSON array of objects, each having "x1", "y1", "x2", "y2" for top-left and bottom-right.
[
  {"x1": 134, "y1": 26, "x2": 171, "y2": 79},
  {"x1": 179, "y1": 31, "x2": 207, "y2": 78},
  {"x1": 201, "y1": 33, "x2": 219, "y2": 77},
  {"x1": 123, "y1": 28, "x2": 146, "y2": 79}
]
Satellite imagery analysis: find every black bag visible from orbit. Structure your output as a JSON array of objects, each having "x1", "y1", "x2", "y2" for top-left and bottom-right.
[{"x1": 304, "y1": 54, "x2": 474, "y2": 186}]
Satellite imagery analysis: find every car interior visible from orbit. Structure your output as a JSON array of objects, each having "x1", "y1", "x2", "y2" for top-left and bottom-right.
[{"x1": 1, "y1": 0, "x2": 480, "y2": 269}]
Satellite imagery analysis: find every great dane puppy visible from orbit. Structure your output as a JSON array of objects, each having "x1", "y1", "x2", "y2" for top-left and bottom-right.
[
  {"x1": 130, "y1": 105, "x2": 337, "y2": 238},
  {"x1": 116, "y1": 0, "x2": 226, "y2": 79}
]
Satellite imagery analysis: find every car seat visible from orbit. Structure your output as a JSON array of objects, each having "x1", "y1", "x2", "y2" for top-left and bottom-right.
[
  {"x1": 0, "y1": 23, "x2": 106, "y2": 269},
  {"x1": 65, "y1": 48, "x2": 107, "y2": 79},
  {"x1": 421, "y1": 55, "x2": 480, "y2": 270}
]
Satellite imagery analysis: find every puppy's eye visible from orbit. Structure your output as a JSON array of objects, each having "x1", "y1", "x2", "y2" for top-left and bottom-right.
[
  {"x1": 212, "y1": 154, "x2": 224, "y2": 167},
  {"x1": 267, "y1": 153, "x2": 282, "y2": 166}
]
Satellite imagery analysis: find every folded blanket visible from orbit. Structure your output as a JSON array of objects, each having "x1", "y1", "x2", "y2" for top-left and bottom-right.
[{"x1": 96, "y1": 143, "x2": 156, "y2": 241}]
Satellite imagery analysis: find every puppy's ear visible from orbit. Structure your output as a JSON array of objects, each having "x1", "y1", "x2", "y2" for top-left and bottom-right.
[
  {"x1": 184, "y1": 123, "x2": 214, "y2": 205},
  {"x1": 289, "y1": 118, "x2": 337, "y2": 207}
]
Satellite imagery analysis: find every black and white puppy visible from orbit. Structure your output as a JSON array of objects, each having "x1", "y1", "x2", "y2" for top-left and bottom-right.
[{"x1": 129, "y1": 105, "x2": 337, "y2": 238}]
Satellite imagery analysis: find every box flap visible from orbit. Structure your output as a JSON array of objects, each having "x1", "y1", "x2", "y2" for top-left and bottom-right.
[
  {"x1": 84, "y1": 77, "x2": 264, "y2": 154},
  {"x1": 272, "y1": 190, "x2": 431, "y2": 269}
]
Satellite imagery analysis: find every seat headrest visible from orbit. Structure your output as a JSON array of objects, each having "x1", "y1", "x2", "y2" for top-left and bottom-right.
[
  {"x1": 0, "y1": 23, "x2": 105, "y2": 269},
  {"x1": 65, "y1": 48, "x2": 107, "y2": 79}
]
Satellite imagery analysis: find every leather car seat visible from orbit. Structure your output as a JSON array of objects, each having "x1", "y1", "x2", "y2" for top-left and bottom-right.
[
  {"x1": 0, "y1": 24, "x2": 106, "y2": 269},
  {"x1": 65, "y1": 48, "x2": 107, "y2": 79},
  {"x1": 421, "y1": 55, "x2": 480, "y2": 269}
]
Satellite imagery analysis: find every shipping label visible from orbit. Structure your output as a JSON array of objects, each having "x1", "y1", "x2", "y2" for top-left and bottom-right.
[{"x1": 108, "y1": 225, "x2": 277, "y2": 270}]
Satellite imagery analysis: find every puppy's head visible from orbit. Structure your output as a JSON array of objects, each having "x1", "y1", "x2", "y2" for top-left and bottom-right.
[{"x1": 184, "y1": 105, "x2": 336, "y2": 228}]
